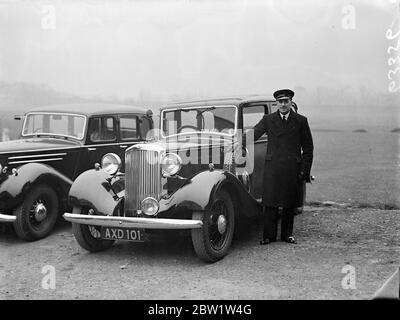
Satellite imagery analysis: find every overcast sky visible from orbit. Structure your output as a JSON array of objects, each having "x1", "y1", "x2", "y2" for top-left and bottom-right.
[{"x1": 0, "y1": 0, "x2": 397, "y2": 100}]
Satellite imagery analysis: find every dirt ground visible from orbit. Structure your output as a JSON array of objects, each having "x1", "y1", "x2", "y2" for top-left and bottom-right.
[{"x1": 0, "y1": 203, "x2": 399, "y2": 300}]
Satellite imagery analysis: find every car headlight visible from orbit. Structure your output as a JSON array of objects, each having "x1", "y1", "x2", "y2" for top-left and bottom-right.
[
  {"x1": 141, "y1": 197, "x2": 159, "y2": 216},
  {"x1": 101, "y1": 153, "x2": 121, "y2": 175},
  {"x1": 160, "y1": 153, "x2": 182, "y2": 177}
]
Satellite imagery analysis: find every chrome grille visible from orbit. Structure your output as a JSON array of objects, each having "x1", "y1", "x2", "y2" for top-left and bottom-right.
[{"x1": 125, "y1": 147, "x2": 161, "y2": 216}]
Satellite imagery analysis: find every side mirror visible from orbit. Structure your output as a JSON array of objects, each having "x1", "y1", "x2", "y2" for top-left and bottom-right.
[{"x1": 14, "y1": 115, "x2": 22, "y2": 120}]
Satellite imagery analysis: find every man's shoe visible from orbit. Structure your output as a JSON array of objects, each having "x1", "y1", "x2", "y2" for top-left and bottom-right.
[{"x1": 285, "y1": 236, "x2": 297, "y2": 244}]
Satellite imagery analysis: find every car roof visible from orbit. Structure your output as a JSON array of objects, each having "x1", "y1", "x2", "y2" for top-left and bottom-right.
[
  {"x1": 162, "y1": 94, "x2": 275, "y2": 109},
  {"x1": 26, "y1": 103, "x2": 152, "y2": 117}
]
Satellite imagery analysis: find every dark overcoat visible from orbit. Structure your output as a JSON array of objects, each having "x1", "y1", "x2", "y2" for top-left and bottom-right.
[{"x1": 253, "y1": 111, "x2": 314, "y2": 208}]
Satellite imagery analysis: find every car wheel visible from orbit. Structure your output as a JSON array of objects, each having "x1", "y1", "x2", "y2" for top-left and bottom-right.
[
  {"x1": 71, "y1": 206, "x2": 115, "y2": 252},
  {"x1": 13, "y1": 184, "x2": 59, "y2": 241},
  {"x1": 191, "y1": 189, "x2": 235, "y2": 262}
]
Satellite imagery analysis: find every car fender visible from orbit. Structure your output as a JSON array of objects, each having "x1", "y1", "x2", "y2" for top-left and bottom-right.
[
  {"x1": 68, "y1": 169, "x2": 123, "y2": 216},
  {"x1": 158, "y1": 170, "x2": 261, "y2": 219},
  {"x1": 0, "y1": 162, "x2": 73, "y2": 211}
]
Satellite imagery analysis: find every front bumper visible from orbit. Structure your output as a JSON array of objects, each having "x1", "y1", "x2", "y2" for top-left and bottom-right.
[
  {"x1": 63, "y1": 213, "x2": 203, "y2": 229},
  {"x1": 0, "y1": 213, "x2": 16, "y2": 223}
]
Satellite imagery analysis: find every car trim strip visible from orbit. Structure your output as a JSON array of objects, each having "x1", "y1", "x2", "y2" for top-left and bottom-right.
[
  {"x1": 63, "y1": 213, "x2": 203, "y2": 230},
  {"x1": 8, "y1": 158, "x2": 64, "y2": 165},
  {"x1": 8, "y1": 153, "x2": 67, "y2": 160},
  {"x1": 84, "y1": 142, "x2": 135, "y2": 148},
  {"x1": 0, "y1": 146, "x2": 79, "y2": 155},
  {"x1": 0, "y1": 213, "x2": 16, "y2": 223},
  {"x1": 0, "y1": 142, "x2": 136, "y2": 155}
]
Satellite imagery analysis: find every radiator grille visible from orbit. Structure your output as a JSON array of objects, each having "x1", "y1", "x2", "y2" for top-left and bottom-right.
[{"x1": 125, "y1": 147, "x2": 161, "y2": 216}]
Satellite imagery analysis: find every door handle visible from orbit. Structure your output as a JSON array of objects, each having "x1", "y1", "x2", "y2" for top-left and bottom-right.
[
  {"x1": 120, "y1": 145, "x2": 128, "y2": 148},
  {"x1": 88, "y1": 147, "x2": 97, "y2": 151}
]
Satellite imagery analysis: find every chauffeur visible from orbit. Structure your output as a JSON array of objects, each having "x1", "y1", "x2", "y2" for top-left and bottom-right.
[{"x1": 252, "y1": 89, "x2": 314, "y2": 245}]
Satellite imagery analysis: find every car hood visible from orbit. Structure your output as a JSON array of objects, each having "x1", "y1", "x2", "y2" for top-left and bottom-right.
[{"x1": 0, "y1": 138, "x2": 81, "y2": 155}]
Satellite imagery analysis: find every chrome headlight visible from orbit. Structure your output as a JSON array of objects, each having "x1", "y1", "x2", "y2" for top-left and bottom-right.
[
  {"x1": 101, "y1": 153, "x2": 121, "y2": 175},
  {"x1": 141, "y1": 197, "x2": 159, "y2": 216},
  {"x1": 160, "y1": 153, "x2": 182, "y2": 177}
]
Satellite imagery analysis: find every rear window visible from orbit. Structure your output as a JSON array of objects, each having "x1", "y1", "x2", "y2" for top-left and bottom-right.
[{"x1": 120, "y1": 116, "x2": 138, "y2": 140}]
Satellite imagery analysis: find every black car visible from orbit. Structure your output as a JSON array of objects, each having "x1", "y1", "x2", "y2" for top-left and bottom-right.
[
  {"x1": 0, "y1": 103, "x2": 153, "y2": 241},
  {"x1": 64, "y1": 96, "x2": 308, "y2": 262}
]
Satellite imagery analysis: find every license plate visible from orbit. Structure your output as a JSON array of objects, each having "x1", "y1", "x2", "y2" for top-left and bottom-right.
[{"x1": 101, "y1": 227, "x2": 145, "y2": 242}]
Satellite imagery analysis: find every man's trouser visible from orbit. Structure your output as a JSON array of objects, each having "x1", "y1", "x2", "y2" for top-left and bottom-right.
[{"x1": 263, "y1": 206, "x2": 295, "y2": 240}]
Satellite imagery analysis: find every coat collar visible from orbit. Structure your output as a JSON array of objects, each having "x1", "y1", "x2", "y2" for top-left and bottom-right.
[
  {"x1": 271, "y1": 110, "x2": 299, "y2": 135},
  {"x1": 273, "y1": 110, "x2": 298, "y2": 122},
  {"x1": 272, "y1": 111, "x2": 282, "y2": 123}
]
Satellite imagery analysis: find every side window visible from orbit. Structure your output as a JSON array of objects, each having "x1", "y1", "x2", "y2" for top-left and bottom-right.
[
  {"x1": 163, "y1": 111, "x2": 177, "y2": 136},
  {"x1": 243, "y1": 105, "x2": 268, "y2": 139},
  {"x1": 88, "y1": 116, "x2": 116, "y2": 143},
  {"x1": 120, "y1": 116, "x2": 138, "y2": 140},
  {"x1": 243, "y1": 105, "x2": 266, "y2": 130}
]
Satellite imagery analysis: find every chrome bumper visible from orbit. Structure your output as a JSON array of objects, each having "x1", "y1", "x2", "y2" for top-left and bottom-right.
[
  {"x1": 63, "y1": 213, "x2": 203, "y2": 230},
  {"x1": 0, "y1": 213, "x2": 16, "y2": 223}
]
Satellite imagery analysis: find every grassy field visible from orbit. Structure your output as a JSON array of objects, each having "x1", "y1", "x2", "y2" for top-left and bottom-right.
[{"x1": 307, "y1": 129, "x2": 399, "y2": 208}]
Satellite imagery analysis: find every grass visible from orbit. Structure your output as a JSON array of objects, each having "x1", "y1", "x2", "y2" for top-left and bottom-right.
[{"x1": 307, "y1": 130, "x2": 399, "y2": 208}]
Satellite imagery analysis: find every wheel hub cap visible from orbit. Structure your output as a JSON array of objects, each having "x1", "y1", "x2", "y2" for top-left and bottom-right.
[
  {"x1": 217, "y1": 215, "x2": 227, "y2": 234},
  {"x1": 34, "y1": 203, "x2": 47, "y2": 222}
]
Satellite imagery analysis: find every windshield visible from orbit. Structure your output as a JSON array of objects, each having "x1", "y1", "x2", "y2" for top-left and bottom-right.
[
  {"x1": 162, "y1": 105, "x2": 236, "y2": 137},
  {"x1": 22, "y1": 113, "x2": 86, "y2": 140}
]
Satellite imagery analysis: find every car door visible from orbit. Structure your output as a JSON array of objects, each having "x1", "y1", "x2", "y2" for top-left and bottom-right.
[
  {"x1": 242, "y1": 103, "x2": 269, "y2": 200},
  {"x1": 83, "y1": 115, "x2": 120, "y2": 170}
]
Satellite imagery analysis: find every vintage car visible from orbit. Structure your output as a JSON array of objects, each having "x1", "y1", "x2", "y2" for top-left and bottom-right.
[
  {"x1": 63, "y1": 95, "x2": 307, "y2": 262},
  {"x1": 0, "y1": 103, "x2": 153, "y2": 241}
]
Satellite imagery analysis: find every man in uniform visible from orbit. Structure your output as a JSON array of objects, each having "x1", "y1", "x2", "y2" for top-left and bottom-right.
[{"x1": 252, "y1": 89, "x2": 314, "y2": 245}]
